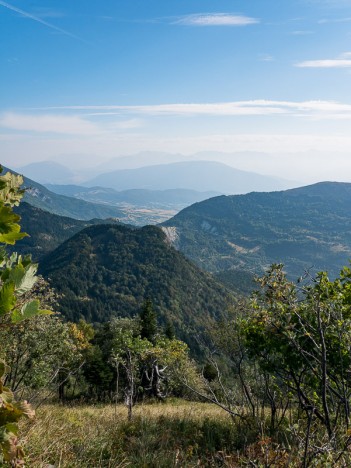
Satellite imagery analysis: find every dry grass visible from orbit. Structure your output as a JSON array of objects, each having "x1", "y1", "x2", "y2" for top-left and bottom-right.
[{"x1": 20, "y1": 400, "x2": 237, "y2": 467}]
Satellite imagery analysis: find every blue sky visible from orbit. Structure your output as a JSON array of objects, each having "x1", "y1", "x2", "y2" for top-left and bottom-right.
[{"x1": 2, "y1": 0, "x2": 351, "y2": 182}]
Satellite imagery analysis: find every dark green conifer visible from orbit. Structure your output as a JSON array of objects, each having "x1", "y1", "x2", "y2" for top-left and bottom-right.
[
  {"x1": 139, "y1": 299, "x2": 157, "y2": 343},
  {"x1": 164, "y1": 318, "x2": 175, "y2": 340}
]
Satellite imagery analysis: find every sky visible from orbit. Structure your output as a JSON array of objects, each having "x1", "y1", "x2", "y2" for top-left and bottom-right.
[{"x1": 2, "y1": 0, "x2": 351, "y2": 182}]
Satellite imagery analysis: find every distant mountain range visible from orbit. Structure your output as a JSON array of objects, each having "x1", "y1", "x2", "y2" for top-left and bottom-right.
[
  {"x1": 84, "y1": 161, "x2": 294, "y2": 194},
  {"x1": 3, "y1": 166, "x2": 124, "y2": 221},
  {"x1": 10, "y1": 163, "x2": 351, "y2": 354},
  {"x1": 96, "y1": 151, "x2": 188, "y2": 172},
  {"x1": 162, "y1": 182, "x2": 351, "y2": 279},
  {"x1": 45, "y1": 184, "x2": 220, "y2": 209},
  {"x1": 6, "y1": 166, "x2": 216, "y2": 225},
  {"x1": 18, "y1": 161, "x2": 77, "y2": 184}
]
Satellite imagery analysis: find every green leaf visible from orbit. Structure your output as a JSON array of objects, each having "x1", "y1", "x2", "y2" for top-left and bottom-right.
[
  {"x1": 0, "y1": 205, "x2": 27, "y2": 245},
  {"x1": 0, "y1": 282, "x2": 16, "y2": 316},
  {"x1": 9, "y1": 263, "x2": 38, "y2": 296},
  {"x1": 11, "y1": 300, "x2": 52, "y2": 323},
  {"x1": 0, "y1": 224, "x2": 27, "y2": 245}
]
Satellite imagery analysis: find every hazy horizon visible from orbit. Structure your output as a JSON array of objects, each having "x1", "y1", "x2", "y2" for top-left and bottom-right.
[
  {"x1": 2, "y1": 0, "x2": 351, "y2": 184},
  {"x1": 6, "y1": 150, "x2": 351, "y2": 186}
]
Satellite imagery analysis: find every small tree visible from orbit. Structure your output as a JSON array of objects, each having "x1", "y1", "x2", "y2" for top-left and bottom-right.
[
  {"x1": 243, "y1": 264, "x2": 351, "y2": 464},
  {"x1": 110, "y1": 316, "x2": 192, "y2": 418},
  {"x1": 110, "y1": 317, "x2": 150, "y2": 420}
]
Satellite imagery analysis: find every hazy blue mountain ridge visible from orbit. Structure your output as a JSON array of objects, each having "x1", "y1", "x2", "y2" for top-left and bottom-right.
[
  {"x1": 18, "y1": 161, "x2": 76, "y2": 184},
  {"x1": 85, "y1": 161, "x2": 293, "y2": 193},
  {"x1": 45, "y1": 184, "x2": 220, "y2": 207}
]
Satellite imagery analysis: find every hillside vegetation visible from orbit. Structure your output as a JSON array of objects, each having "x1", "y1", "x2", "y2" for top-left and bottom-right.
[
  {"x1": 39, "y1": 224, "x2": 233, "y2": 347},
  {"x1": 162, "y1": 182, "x2": 351, "y2": 278},
  {"x1": 12, "y1": 202, "x2": 119, "y2": 260}
]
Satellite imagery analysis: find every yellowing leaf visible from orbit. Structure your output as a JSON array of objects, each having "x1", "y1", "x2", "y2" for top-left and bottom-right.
[{"x1": 0, "y1": 282, "x2": 16, "y2": 316}]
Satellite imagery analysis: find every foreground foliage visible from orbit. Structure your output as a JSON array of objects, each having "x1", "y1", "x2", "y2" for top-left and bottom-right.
[
  {"x1": 0, "y1": 169, "x2": 51, "y2": 465},
  {"x1": 242, "y1": 264, "x2": 351, "y2": 464}
]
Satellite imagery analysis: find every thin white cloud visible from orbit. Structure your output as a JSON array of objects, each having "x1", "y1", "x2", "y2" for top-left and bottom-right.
[
  {"x1": 175, "y1": 13, "x2": 258, "y2": 26},
  {"x1": 318, "y1": 17, "x2": 351, "y2": 24},
  {"x1": 296, "y1": 52, "x2": 351, "y2": 68},
  {"x1": 39, "y1": 99, "x2": 351, "y2": 119},
  {"x1": 0, "y1": 1, "x2": 87, "y2": 43},
  {"x1": 0, "y1": 113, "x2": 99, "y2": 135},
  {"x1": 0, "y1": 113, "x2": 144, "y2": 136},
  {"x1": 297, "y1": 59, "x2": 351, "y2": 68}
]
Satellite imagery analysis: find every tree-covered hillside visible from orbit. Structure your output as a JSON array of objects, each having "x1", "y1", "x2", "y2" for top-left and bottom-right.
[
  {"x1": 162, "y1": 182, "x2": 351, "y2": 278},
  {"x1": 39, "y1": 224, "x2": 233, "y2": 347},
  {"x1": 12, "y1": 202, "x2": 120, "y2": 260}
]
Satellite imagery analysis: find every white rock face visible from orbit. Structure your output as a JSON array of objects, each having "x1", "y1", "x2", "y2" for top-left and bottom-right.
[
  {"x1": 161, "y1": 226, "x2": 179, "y2": 247},
  {"x1": 26, "y1": 187, "x2": 40, "y2": 198},
  {"x1": 26, "y1": 187, "x2": 50, "y2": 202}
]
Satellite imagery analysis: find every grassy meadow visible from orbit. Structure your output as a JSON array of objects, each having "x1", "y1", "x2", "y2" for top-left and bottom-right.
[{"x1": 20, "y1": 400, "x2": 270, "y2": 467}]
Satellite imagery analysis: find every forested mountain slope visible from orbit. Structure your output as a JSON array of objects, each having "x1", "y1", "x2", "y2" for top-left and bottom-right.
[
  {"x1": 39, "y1": 224, "x2": 233, "y2": 347},
  {"x1": 162, "y1": 182, "x2": 351, "y2": 278},
  {"x1": 12, "y1": 202, "x2": 120, "y2": 260}
]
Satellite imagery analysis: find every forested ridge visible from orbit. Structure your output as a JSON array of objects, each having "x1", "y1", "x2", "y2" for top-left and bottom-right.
[
  {"x1": 39, "y1": 223, "x2": 233, "y2": 348},
  {"x1": 12, "y1": 202, "x2": 120, "y2": 260},
  {"x1": 163, "y1": 181, "x2": 351, "y2": 278}
]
